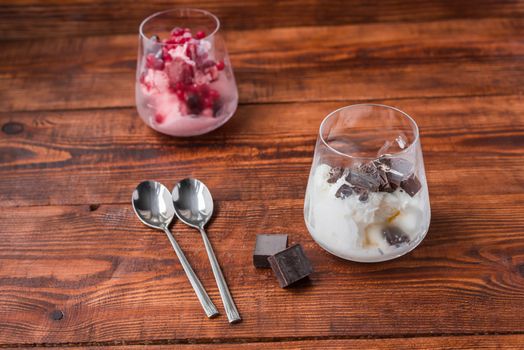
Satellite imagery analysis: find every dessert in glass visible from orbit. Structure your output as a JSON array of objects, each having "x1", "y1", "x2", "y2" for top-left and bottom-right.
[
  {"x1": 304, "y1": 104, "x2": 431, "y2": 262},
  {"x1": 136, "y1": 9, "x2": 238, "y2": 137}
]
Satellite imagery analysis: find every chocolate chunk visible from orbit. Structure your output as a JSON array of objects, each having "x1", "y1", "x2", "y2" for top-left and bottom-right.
[
  {"x1": 358, "y1": 191, "x2": 369, "y2": 202},
  {"x1": 346, "y1": 166, "x2": 380, "y2": 192},
  {"x1": 400, "y1": 174, "x2": 422, "y2": 197},
  {"x1": 351, "y1": 186, "x2": 369, "y2": 202},
  {"x1": 268, "y1": 244, "x2": 313, "y2": 288},
  {"x1": 376, "y1": 166, "x2": 390, "y2": 192},
  {"x1": 383, "y1": 227, "x2": 410, "y2": 246},
  {"x1": 253, "y1": 234, "x2": 288, "y2": 268},
  {"x1": 335, "y1": 184, "x2": 353, "y2": 199},
  {"x1": 327, "y1": 167, "x2": 344, "y2": 184},
  {"x1": 379, "y1": 181, "x2": 397, "y2": 193},
  {"x1": 384, "y1": 158, "x2": 414, "y2": 186}
]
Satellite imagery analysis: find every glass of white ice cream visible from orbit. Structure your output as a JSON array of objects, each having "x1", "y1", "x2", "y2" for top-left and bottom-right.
[{"x1": 304, "y1": 104, "x2": 431, "y2": 262}]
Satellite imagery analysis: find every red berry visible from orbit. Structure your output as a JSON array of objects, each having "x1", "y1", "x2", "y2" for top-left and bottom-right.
[
  {"x1": 171, "y1": 27, "x2": 184, "y2": 37},
  {"x1": 162, "y1": 47, "x2": 173, "y2": 62},
  {"x1": 216, "y1": 61, "x2": 225, "y2": 71},
  {"x1": 155, "y1": 113, "x2": 166, "y2": 124},
  {"x1": 145, "y1": 54, "x2": 164, "y2": 70},
  {"x1": 195, "y1": 31, "x2": 206, "y2": 39},
  {"x1": 175, "y1": 89, "x2": 185, "y2": 100}
]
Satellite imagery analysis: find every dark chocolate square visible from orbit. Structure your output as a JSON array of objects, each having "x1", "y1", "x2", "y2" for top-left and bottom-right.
[
  {"x1": 268, "y1": 244, "x2": 313, "y2": 288},
  {"x1": 400, "y1": 174, "x2": 422, "y2": 197},
  {"x1": 253, "y1": 234, "x2": 288, "y2": 268}
]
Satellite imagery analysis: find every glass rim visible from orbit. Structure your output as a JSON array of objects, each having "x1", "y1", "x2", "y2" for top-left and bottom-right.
[
  {"x1": 318, "y1": 103, "x2": 420, "y2": 161},
  {"x1": 139, "y1": 8, "x2": 221, "y2": 46}
]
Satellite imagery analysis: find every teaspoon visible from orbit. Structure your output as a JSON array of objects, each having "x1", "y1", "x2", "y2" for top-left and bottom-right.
[
  {"x1": 172, "y1": 178, "x2": 241, "y2": 323},
  {"x1": 132, "y1": 180, "x2": 219, "y2": 318}
]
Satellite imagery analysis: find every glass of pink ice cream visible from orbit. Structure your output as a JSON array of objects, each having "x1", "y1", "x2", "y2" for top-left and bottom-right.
[{"x1": 136, "y1": 9, "x2": 238, "y2": 136}]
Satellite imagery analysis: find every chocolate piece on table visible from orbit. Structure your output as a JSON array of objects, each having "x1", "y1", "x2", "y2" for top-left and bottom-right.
[
  {"x1": 400, "y1": 174, "x2": 422, "y2": 197},
  {"x1": 327, "y1": 167, "x2": 344, "y2": 184},
  {"x1": 268, "y1": 244, "x2": 313, "y2": 288},
  {"x1": 335, "y1": 184, "x2": 353, "y2": 199},
  {"x1": 253, "y1": 234, "x2": 288, "y2": 268},
  {"x1": 382, "y1": 226, "x2": 410, "y2": 246}
]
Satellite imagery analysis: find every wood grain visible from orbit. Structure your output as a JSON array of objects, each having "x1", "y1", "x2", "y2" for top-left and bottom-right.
[
  {"x1": 8, "y1": 334, "x2": 524, "y2": 349},
  {"x1": 0, "y1": 93, "x2": 524, "y2": 344},
  {"x1": 1, "y1": 0, "x2": 523, "y2": 40},
  {"x1": 1, "y1": 18, "x2": 523, "y2": 112},
  {"x1": 1, "y1": 191, "x2": 524, "y2": 344},
  {"x1": 0, "y1": 95, "x2": 522, "y2": 207},
  {"x1": 2, "y1": 1, "x2": 524, "y2": 347}
]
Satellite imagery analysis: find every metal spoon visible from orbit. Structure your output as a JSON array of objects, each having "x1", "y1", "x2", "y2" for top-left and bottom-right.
[
  {"x1": 132, "y1": 180, "x2": 219, "y2": 318},
  {"x1": 172, "y1": 178, "x2": 241, "y2": 324}
]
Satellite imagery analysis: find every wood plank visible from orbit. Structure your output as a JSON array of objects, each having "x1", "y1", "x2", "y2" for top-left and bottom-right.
[
  {"x1": 0, "y1": 191, "x2": 524, "y2": 344},
  {"x1": 1, "y1": 18, "x2": 523, "y2": 111},
  {"x1": 1, "y1": 0, "x2": 524, "y2": 40},
  {"x1": 8, "y1": 334, "x2": 524, "y2": 349},
  {"x1": 1, "y1": 92, "x2": 524, "y2": 343},
  {"x1": 0, "y1": 95, "x2": 523, "y2": 207}
]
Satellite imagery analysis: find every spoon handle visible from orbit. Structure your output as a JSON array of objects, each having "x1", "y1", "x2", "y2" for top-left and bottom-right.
[
  {"x1": 199, "y1": 228, "x2": 241, "y2": 324},
  {"x1": 162, "y1": 226, "x2": 219, "y2": 318}
]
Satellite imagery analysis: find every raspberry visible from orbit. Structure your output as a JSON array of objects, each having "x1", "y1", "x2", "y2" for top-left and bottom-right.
[
  {"x1": 154, "y1": 113, "x2": 166, "y2": 124},
  {"x1": 195, "y1": 31, "x2": 206, "y2": 39},
  {"x1": 216, "y1": 61, "x2": 225, "y2": 71}
]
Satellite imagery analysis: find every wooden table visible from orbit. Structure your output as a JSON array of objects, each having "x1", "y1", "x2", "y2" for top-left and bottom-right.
[{"x1": 1, "y1": 1, "x2": 523, "y2": 348}]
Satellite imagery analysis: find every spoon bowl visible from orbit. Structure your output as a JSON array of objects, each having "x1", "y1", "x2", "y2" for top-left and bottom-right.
[
  {"x1": 172, "y1": 178, "x2": 214, "y2": 229},
  {"x1": 132, "y1": 180, "x2": 175, "y2": 229}
]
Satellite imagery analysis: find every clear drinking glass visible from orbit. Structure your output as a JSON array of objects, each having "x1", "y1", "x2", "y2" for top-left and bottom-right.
[
  {"x1": 136, "y1": 9, "x2": 238, "y2": 137},
  {"x1": 304, "y1": 104, "x2": 431, "y2": 262}
]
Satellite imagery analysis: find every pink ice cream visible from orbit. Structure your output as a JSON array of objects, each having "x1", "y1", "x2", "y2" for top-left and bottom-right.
[{"x1": 136, "y1": 28, "x2": 238, "y2": 136}]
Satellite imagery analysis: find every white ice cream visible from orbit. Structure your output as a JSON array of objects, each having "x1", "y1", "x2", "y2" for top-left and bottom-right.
[{"x1": 305, "y1": 164, "x2": 430, "y2": 262}]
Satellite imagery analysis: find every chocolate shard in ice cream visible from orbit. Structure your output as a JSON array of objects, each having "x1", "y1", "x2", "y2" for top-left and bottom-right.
[
  {"x1": 327, "y1": 167, "x2": 344, "y2": 184},
  {"x1": 383, "y1": 226, "x2": 410, "y2": 246},
  {"x1": 335, "y1": 184, "x2": 353, "y2": 199},
  {"x1": 350, "y1": 186, "x2": 369, "y2": 202},
  {"x1": 346, "y1": 162, "x2": 381, "y2": 192},
  {"x1": 400, "y1": 174, "x2": 422, "y2": 197},
  {"x1": 379, "y1": 157, "x2": 414, "y2": 187}
]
